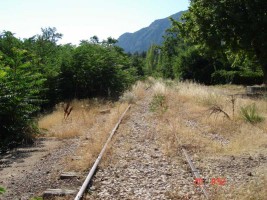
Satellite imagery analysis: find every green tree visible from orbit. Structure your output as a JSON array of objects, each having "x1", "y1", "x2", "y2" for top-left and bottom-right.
[
  {"x1": 24, "y1": 27, "x2": 63, "y2": 107},
  {"x1": 61, "y1": 41, "x2": 136, "y2": 99},
  {"x1": 145, "y1": 45, "x2": 162, "y2": 77},
  {"x1": 0, "y1": 48, "x2": 45, "y2": 150},
  {"x1": 179, "y1": 0, "x2": 267, "y2": 84}
]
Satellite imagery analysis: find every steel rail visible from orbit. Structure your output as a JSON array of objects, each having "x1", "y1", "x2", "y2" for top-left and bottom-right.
[
  {"x1": 182, "y1": 148, "x2": 209, "y2": 199},
  {"x1": 74, "y1": 105, "x2": 131, "y2": 200}
]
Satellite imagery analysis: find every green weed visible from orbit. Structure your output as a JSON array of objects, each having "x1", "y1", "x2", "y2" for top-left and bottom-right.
[
  {"x1": 240, "y1": 103, "x2": 264, "y2": 124},
  {"x1": 0, "y1": 186, "x2": 6, "y2": 195}
]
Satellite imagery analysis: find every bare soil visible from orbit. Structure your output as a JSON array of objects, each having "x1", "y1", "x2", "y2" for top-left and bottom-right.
[{"x1": 0, "y1": 137, "x2": 83, "y2": 200}]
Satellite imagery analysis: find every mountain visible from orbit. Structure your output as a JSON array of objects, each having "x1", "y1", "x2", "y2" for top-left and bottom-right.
[{"x1": 117, "y1": 10, "x2": 186, "y2": 53}]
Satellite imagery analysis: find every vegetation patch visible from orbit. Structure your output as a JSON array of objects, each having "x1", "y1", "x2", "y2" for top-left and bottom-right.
[
  {"x1": 149, "y1": 93, "x2": 168, "y2": 113},
  {"x1": 0, "y1": 187, "x2": 6, "y2": 195},
  {"x1": 240, "y1": 103, "x2": 264, "y2": 124}
]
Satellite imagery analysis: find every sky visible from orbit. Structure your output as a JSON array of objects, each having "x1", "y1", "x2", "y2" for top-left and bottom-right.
[{"x1": 0, "y1": 0, "x2": 190, "y2": 45}]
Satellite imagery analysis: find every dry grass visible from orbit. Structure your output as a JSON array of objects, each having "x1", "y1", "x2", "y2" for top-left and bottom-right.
[
  {"x1": 146, "y1": 79, "x2": 267, "y2": 199},
  {"x1": 38, "y1": 98, "x2": 129, "y2": 171},
  {"x1": 66, "y1": 102, "x2": 129, "y2": 171},
  {"x1": 150, "y1": 80, "x2": 267, "y2": 156},
  {"x1": 120, "y1": 80, "x2": 147, "y2": 104},
  {"x1": 38, "y1": 99, "x2": 100, "y2": 139}
]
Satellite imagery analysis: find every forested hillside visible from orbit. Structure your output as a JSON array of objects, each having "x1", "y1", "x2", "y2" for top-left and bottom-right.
[
  {"x1": 0, "y1": 30, "x2": 144, "y2": 151},
  {"x1": 117, "y1": 11, "x2": 185, "y2": 53},
  {"x1": 144, "y1": 0, "x2": 266, "y2": 85}
]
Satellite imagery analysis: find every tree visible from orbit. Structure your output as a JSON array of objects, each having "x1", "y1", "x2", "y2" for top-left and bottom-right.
[
  {"x1": 90, "y1": 35, "x2": 99, "y2": 44},
  {"x1": 61, "y1": 41, "x2": 136, "y2": 99},
  {"x1": 145, "y1": 45, "x2": 162, "y2": 77},
  {"x1": 179, "y1": 0, "x2": 267, "y2": 84},
  {"x1": 26, "y1": 27, "x2": 63, "y2": 107},
  {"x1": 0, "y1": 48, "x2": 45, "y2": 149}
]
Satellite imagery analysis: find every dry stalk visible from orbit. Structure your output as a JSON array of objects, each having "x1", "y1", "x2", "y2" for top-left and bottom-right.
[
  {"x1": 229, "y1": 95, "x2": 236, "y2": 119},
  {"x1": 209, "y1": 105, "x2": 231, "y2": 120},
  {"x1": 64, "y1": 102, "x2": 73, "y2": 120}
]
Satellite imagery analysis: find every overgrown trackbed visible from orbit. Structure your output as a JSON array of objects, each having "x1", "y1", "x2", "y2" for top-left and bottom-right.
[
  {"x1": 0, "y1": 81, "x2": 266, "y2": 200},
  {"x1": 87, "y1": 91, "x2": 203, "y2": 199}
]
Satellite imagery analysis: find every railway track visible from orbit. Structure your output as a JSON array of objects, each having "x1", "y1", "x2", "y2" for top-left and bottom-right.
[
  {"x1": 44, "y1": 99, "x2": 208, "y2": 200},
  {"x1": 1, "y1": 84, "x2": 266, "y2": 200}
]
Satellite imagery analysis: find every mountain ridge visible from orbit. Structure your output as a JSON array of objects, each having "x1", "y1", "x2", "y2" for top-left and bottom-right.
[{"x1": 117, "y1": 10, "x2": 186, "y2": 53}]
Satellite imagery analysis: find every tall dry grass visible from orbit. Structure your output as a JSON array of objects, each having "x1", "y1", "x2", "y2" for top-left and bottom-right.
[
  {"x1": 119, "y1": 80, "x2": 148, "y2": 103},
  {"x1": 146, "y1": 79, "x2": 267, "y2": 199},
  {"x1": 66, "y1": 102, "x2": 129, "y2": 171},
  {"x1": 38, "y1": 98, "x2": 129, "y2": 171},
  {"x1": 150, "y1": 80, "x2": 267, "y2": 156},
  {"x1": 38, "y1": 99, "x2": 101, "y2": 139}
]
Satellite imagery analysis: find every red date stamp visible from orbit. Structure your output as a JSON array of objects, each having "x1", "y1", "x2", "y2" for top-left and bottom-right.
[{"x1": 194, "y1": 177, "x2": 226, "y2": 186}]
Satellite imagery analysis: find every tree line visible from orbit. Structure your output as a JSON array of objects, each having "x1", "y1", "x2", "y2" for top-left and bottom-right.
[
  {"x1": 144, "y1": 0, "x2": 266, "y2": 85},
  {"x1": 0, "y1": 28, "x2": 144, "y2": 150}
]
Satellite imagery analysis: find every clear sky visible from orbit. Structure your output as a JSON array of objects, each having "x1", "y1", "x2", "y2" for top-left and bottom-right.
[{"x1": 0, "y1": 0, "x2": 190, "y2": 45}]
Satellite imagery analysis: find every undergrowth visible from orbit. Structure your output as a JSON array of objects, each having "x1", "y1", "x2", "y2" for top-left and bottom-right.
[{"x1": 240, "y1": 103, "x2": 264, "y2": 124}]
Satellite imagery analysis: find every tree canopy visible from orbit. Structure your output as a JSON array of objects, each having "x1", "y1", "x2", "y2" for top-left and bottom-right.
[
  {"x1": 0, "y1": 28, "x2": 141, "y2": 151},
  {"x1": 178, "y1": 0, "x2": 267, "y2": 83}
]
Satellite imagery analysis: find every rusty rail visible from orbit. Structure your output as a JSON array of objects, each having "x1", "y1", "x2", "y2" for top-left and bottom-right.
[
  {"x1": 74, "y1": 105, "x2": 131, "y2": 200},
  {"x1": 182, "y1": 148, "x2": 209, "y2": 199}
]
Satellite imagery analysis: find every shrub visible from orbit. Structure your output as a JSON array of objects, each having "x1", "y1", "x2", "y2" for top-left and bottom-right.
[
  {"x1": 0, "y1": 53, "x2": 45, "y2": 150},
  {"x1": 212, "y1": 70, "x2": 263, "y2": 85},
  {"x1": 240, "y1": 103, "x2": 264, "y2": 124}
]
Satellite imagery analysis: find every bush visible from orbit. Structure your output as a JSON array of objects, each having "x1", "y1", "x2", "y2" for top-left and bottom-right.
[
  {"x1": 212, "y1": 70, "x2": 263, "y2": 85},
  {"x1": 60, "y1": 43, "x2": 137, "y2": 99},
  {"x1": 173, "y1": 46, "x2": 214, "y2": 84},
  {"x1": 240, "y1": 103, "x2": 264, "y2": 124},
  {"x1": 0, "y1": 55, "x2": 44, "y2": 150}
]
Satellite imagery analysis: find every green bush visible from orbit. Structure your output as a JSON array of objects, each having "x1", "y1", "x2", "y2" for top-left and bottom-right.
[
  {"x1": 173, "y1": 46, "x2": 214, "y2": 84},
  {"x1": 212, "y1": 70, "x2": 263, "y2": 85},
  {"x1": 240, "y1": 104, "x2": 264, "y2": 124},
  {"x1": 60, "y1": 42, "x2": 137, "y2": 99},
  {"x1": 0, "y1": 51, "x2": 45, "y2": 150}
]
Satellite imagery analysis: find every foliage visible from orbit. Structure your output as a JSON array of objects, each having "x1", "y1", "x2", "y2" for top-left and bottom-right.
[
  {"x1": 60, "y1": 41, "x2": 137, "y2": 99},
  {"x1": 0, "y1": 48, "x2": 45, "y2": 149},
  {"x1": 130, "y1": 52, "x2": 145, "y2": 78},
  {"x1": 0, "y1": 187, "x2": 6, "y2": 195},
  {"x1": 144, "y1": 1, "x2": 266, "y2": 85},
  {"x1": 178, "y1": 0, "x2": 267, "y2": 83},
  {"x1": 173, "y1": 46, "x2": 214, "y2": 84},
  {"x1": 0, "y1": 28, "x2": 139, "y2": 150},
  {"x1": 145, "y1": 45, "x2": 162, "y2": 77},
  {"x1": 240, "y1": 103, "x2": 264, "y2": 124},
  {"x1": 212, "y1": 70, "x2": 263, "y2": 85}
]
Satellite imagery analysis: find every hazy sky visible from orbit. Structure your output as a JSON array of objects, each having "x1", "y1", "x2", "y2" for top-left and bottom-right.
[{"x1": 0, "y1": 0, "x2": 189, "y2": 44}]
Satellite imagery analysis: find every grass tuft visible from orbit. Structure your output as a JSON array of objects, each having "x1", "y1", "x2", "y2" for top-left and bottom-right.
[
  {"x1": 0, "y1": 186, "x2": 6, "y2": 195},
  {"x1": 240, "y1": 103, "x2": 264, "y2": 124}
]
